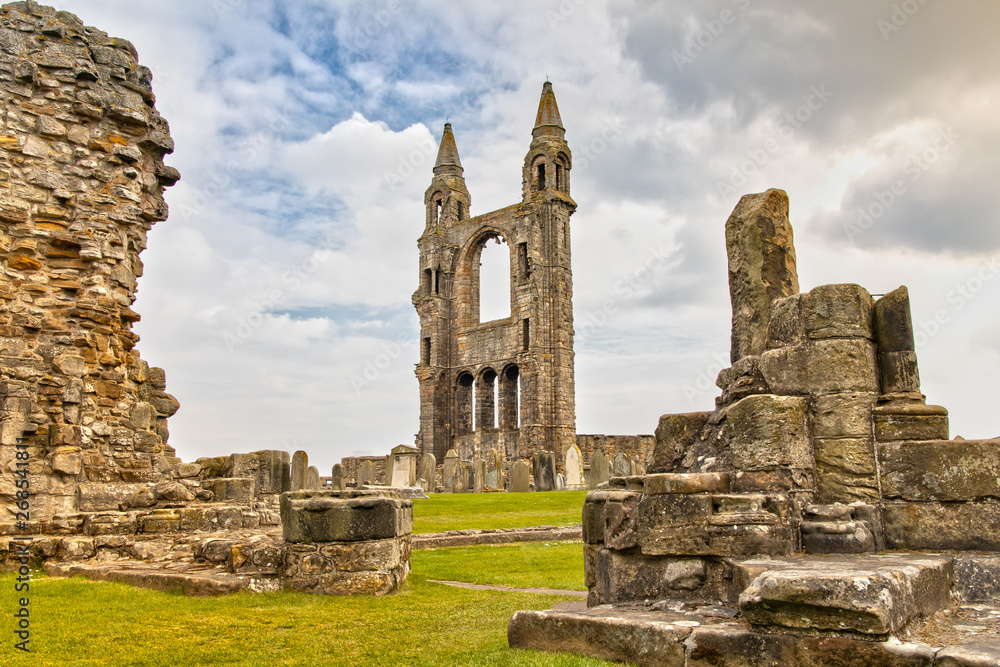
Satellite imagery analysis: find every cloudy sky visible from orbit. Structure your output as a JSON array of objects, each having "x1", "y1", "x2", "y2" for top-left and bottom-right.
[{"x1": 58, "y1": 0, "x2": 1000, "y2": 471}]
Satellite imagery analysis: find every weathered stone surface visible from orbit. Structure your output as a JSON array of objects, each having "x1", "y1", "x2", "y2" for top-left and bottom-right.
[
  {"x1": 564, "y1": 443, "x2": 584, "y2": 488},
  {"x1": 589, "y1": 450, "x2": 610, "y2": 488},
  {"x1": 651, "y1": 412, "x2": 711, "y2": 473},
  {"x1": 280, "y1": 490, "x2": 412, "y2": 543},
  {"x1": 758, "y1": 339, "x2": 879, "y2": 396},
  {"x1": 306, "y1": 466, "x2": 320, "y2": 490},
  {"x1": 583, "y1": 490, "x2": 608, "y2": 544},
  {"x1": 416, "y1": 453, "x2": 436, "y2": 492},
  {"x1": 0, "y1": 4, "x2": 180, "y2": 521},
  {"x1": 936, "y1": 636, "x2": 1000, "y2": 666},
  {"x1": 883, "y1": 500, "x2": 1000, "y2": 551},
  {"x1": 593, "y1": 547, "x2": 709, "y2": 604},
  {"x1": 202, "y1": 478, "x2": 253, "y2": 503},
  {"x1": 801, "y1": 283, "x2": 874, "y2": 340},
  {"x1": 765, "y1": 294, "x2": 806, "y2": 349},
  {"x1": 508, "y1": 607, "x2": 691, "y2": 667},
  {"x1": 358, "y1": 460, "x2": 375, "y2": 487},
  {"x1": 813, "y1": 437, "x2": 879, "y2": 502},
  {"x1": 811, "y1": 392, "x2": 876, "y2": 438},
  {"x1": 78, "y1": 482, "x2": 147, "y2": 512},
  {"x1": 643, "y1": 473, "x2": 730, "y2": 496},
  {"x1": 801, "y1": 519, "x2": 875, "y2": 554},
  {"x1": 604, "y1": 491, "x2": 639, "y2": 550},
  {"x1": 686, "y1": 625, "x2": 796, "y2": 667},
  {"x1": 637, "y1": 493, "x2": 794, "y2": 557},
  {"x1": 794, "y1": 635, "x2": 935, "y2": 667},
  {"x1": 509, "y1": 460, "x2": 530, "y2": 492},
  {"x1": 879, "y1": 439, "x2": 1000, "y2": 501},
  {"x1": 533, "y1": 450, "x2": 556, "y2": 492},
  {"x1": 728, "y1": 395, "x2": 812, "y2": 470},
  {"x1": 953, "y1": 555, "x2": 1000, "y2": 603},
  {"x1": 726, "y1": 188, "x2": 799, "y2": 363},
  {"x1": 331, "y1": 463, "x2": 346, "y2": 491},
  {"x1": 442, "y1": 449, "x2": 459, "y2": 491},
  {"x1": 290, "y1": 451, "x2": 308, "y2": 491},
  {"x1": 473, "y1": 457, "x2": 485, "y2": 492},
  {"x1": 737, "y1": 554, "x2": 953, "y2": 635},
  {"x1": 873, "y1": 404, "x2": 949, "y2": 442}
]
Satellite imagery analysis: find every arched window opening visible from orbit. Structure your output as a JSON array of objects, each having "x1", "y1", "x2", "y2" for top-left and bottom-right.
[
  {"x1": 476, "y1": 369, "x2": 497, "y2": 431},
  {"x1": 434, "y1": 267, "x2": 440, "y2": 295},
  {"x1": 537, "y1": 162, "x2": 546, "y2": 190},
  {"x1": 499, "y1": 365, "x2": 519, "y2": 430},
  {"x1": 423, "y1": 268, "x2": 432, "y2": 295},
  {"x1": 421, "y1": 337, "x2": 431, "y2": 365},
  {"x1": 555, "y1": 163, "x2": 563, "y2": 191},
  {"x1": 456, "y1": 372, "x2": 474, "y2": 435},
  {"x1": 479, "y1": 236, "x2": 511, "y2": 322},
  {"x1": 456, "y1": 201, "x2": 463, "y2": 220}
]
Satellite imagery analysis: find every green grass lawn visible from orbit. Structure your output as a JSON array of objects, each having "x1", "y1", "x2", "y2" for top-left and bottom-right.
[
  {"x1": 0, "y1": 492, "x2": 601, "y2": 666},
  {"x1": 412, "y1": 541, "x2": 586, "y2": 591},
  {"x1": 1, "y1": 572, "x2": 614, "y2": 667},
  {"x1": 411, "y1": 490, "x2": 587, "y2": 534}
]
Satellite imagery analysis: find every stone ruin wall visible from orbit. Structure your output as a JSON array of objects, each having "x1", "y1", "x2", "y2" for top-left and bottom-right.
[{"x1": 0, "y1": 1, "x2": 181, "y2": 527}]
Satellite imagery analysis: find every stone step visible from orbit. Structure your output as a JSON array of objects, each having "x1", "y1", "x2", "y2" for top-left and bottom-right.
[
  {"x1": 45, "y1": 561, "x2": 244, "y2": 596},
  {"x1": 735, "y1": 554, "x2": 953, "y2": 635}
]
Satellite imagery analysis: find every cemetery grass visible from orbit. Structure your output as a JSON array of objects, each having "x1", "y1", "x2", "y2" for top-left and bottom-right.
[
  {"x1": 2, "y1": 569, "x2": 612, "y2": 666},
  {"x1": 411, "y1": 489, "x2": 588, "y2": 534},
  {"x1": 412, "y1": 540, "x2": 587, "y2": 591}
]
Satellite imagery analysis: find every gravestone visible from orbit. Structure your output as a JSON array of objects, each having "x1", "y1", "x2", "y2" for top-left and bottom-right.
[
  {"x1": 589, "y1": 450, "x2": 610, "y2": 488},
  {"x1": 417, "y1": 453, "x2": 437, "y2": 493},
  {"x1": 291, "y1": 451, "x2": 308, "y2": 491},
  {"x1": 564, "y1": 444, "x2": 584, "y2": 489},
  {"x1": 484, "y1": 449, "x2": 502, "y2": 490},
  {"x1": 390, "y1": 445, "x2": 420, "y2": 487},
  {"x1": 510, "y1": 460, "x2": 531, "y2": 493},
  {"x1": 533, "y1": 451, "x2": 556, "y2": 492},
  {"x1": 358, "y1": 460, "x2": 374, "y2": 486},
  {"x1": 473, "y1": 458, "x2": 485, "y2": 493},
  {"x1": 331, "y1": 463, "x2": 346, "y2": 491},
  {"x1": 443, "y1": 449, "x2": 460, "y2": 492},
  {"x1": 555, "y1": 473, "x2": 565, "y2": 491},
  {"x1": 613, "y1": 453, "x2": 630, "y2": 478},
  {"x1": 306, "y1": 466, "x2": 320, "y2": 490}
]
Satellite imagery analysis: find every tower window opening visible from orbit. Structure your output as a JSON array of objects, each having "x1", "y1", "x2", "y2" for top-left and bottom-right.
[
  {"x1": 522, "y1": 318, "x2": 530, "y2": 351},
  {"x1": 457, "y1": 201, "x2": 463, "y2": 219},
  {"x1": 421, "y1": 337, "x2": 431, "y2": 365},
  {"x1": 435, "y1": 198, "x2": 442, "y2": 224},
  {"x1": 537, "y1": 163, "x2": 546, "y2": 190},
  {"x1": 556, "y1": 164, "x2": 563, "y2": 191},
  {"x1": 423, "y1": 268, "x2": 432, "y2": 295},
  {"x1": 518, "y1": 242, "x2": 529, "y2": 277},
  {"x1": 434, "y1": 268, "x2": 440, "y2": 295}
]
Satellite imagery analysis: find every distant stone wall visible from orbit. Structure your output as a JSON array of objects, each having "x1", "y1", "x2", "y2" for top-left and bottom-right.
[
  {"x1": 0, "y1": 2, "x2": 180, "y2": 524},
  {"x1": 575, "y1": 434, "x2": 654, "y2": 467},
  {"x1": 340, "y1": 456, "x2": 387, "y2": 486}
]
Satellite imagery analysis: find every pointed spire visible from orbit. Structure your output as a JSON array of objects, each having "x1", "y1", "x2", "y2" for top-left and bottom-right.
[
  {"x1": 532, "y1": 81, "x2": 565, "y2": 139},
  {"x1": 433, "y1": 122, "x2": 463, "y2": 176}
]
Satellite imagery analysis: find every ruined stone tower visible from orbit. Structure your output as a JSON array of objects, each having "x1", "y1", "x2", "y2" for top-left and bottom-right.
[{"x1": 413, "y1": 82, "x2": 576, "y2": 467}]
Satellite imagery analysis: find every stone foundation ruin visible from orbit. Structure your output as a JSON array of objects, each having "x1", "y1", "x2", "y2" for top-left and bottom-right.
[{"x1": 509, "y1": 188, "x2": 1000, "y2": 665}]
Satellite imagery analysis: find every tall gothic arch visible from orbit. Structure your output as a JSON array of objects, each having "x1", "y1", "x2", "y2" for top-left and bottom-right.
[{"x1": 412, "y1": 82, "x2": 577, "y2": 466}]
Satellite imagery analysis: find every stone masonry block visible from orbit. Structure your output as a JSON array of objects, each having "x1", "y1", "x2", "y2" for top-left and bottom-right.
[
  {"x1": 883, "y1": 500, "x2": 1000, "y2": 551},
  {"x1": 758, "y1": 338, "x2": 879, "y2": 396},
  {"x1": 593, "y1": 547, "x2": 709, "y2": 605},
  {"x1": 603, "y1": 491, "x2": 639, "y2": 550},
  {"x1": 811, "y1": 392, "x2": 876, "y2": 439},
  {"x1": 727, "y1": 394, "x2": 813, "y2": 470},
  {"x1": 765, "y1": 293, "x2": 806, "y2": 349},
  {"x1": 643, "y1": 473, "x2": 730, "y2": 496},
  {"x1": 801, "y1": 283, "x2": 874, "y2": 340},
  {"x1": 873, "y1": 403, "x2": 949, "y2": 442},
  {"x1": 280, "y1": 490, "x2": 413, "y2": 544},
  {"x1": 582, "y1": 490, "x2": 608, "y2": 544},
  {"x1": 879, "y1": 439, "x2": 1000, "y2": 501},
  {"x1": 813, "y1": 437, "x2": 879, "y2": 503},
  {"x1": 650, "y1": 411, "x2": 711, "y2": 473}
]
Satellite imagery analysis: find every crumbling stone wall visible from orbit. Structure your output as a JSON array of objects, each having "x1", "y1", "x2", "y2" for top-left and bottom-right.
[{"x1": 0, "y1": 2, "x2": 180, "y2": 525}]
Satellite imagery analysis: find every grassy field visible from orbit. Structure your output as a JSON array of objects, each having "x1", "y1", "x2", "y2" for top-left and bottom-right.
[
  {"x1": 411, "y1": 490, "x2": 588, "y2": 534},
  {"x1": 0, "y1": 491, "x2": 603, "y2": 666}
]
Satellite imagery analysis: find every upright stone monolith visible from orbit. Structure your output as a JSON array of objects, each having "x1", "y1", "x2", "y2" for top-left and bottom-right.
[
  {"x1": 443, "y1": 449, "x2": 460, "y2": 492},
  {"x1": 306, "y1": 466, "x2": 320, "y2": 490},
  {"x1": 613, "y1": 453, "x2": 630, "y2": 478},
  {"x1": 417, "y1": 453, "x2": 437, "y2": 493},
  {"x1": 358, "y1": 460, "x2": 374, "y2": 486},
  {"x1": 533, "y1": 451, "x2": 556, "y2": 492},
  {"x1": 564, "y1": 444, "x2": 584, "y2": 489},
  {"x1": 726, "y1": 188, "x2": 799, "y2": 363},
  {"x1": 589, "y1": 450, "x2": 610, "y2": 488},
  {"x1": 473, "y1": 458, "x2": 485, "y2": 493},
  {"x1": 510, "y1": 460, "x2": 531, "y2": 492},
  {"x1": 485, "y1": 449, "x2": 503, "y2": 490},
  {"x1": 331, "y1": 463, "x2": 346, "y2": 491},
  {"x1": 874, "y1": 286, "x2": 921, "y2": 397},
  {"x1": 291, "y1": 451, "x2": 308, "y2": 491}
]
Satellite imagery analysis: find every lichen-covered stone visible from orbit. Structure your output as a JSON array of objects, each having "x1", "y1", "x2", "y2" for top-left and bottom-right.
[
  {"x1": 879, "y1": 439, "x2": 1000, "y2": 501},
  {"x1": 727, "y1": 395, "x2": 812, "y2": 471},
  {"x1": 758, "y1": 339, "x2": 879, "y2": 396},
  {"x1": 650, "y1": 412, "x2": 711, "y2": 473},
  {"x1": 726, "y1": 188, "x2": 799, "y2": 362}
]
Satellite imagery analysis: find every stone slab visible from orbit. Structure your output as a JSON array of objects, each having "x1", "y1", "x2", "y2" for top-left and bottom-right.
[
  {"x1": 508, "y1": 606, "x2": 691, "y2": 667},
  {"x1": 878, "y1": 439, "x2": 1000, "y2": 501},
  {"x1": 736, "y1": 554, "x2": 953, "y2": 635},
  {"x1": 592, "y1": 548, "x2": 711, "y2": 605},
  {"x1": 811, "y1": 392, "x2": 876, "y2": 439},
  {"x1": 45, "y1": 561, "x2": 243, "y2": 596},
  {"x1": 813, "y1": 436, "x2": 879, "y2": 503},
  {"x1": 874, "y1": 413, "x2": 949, "y2": 442},
  {"x1": 800, "y1": 283, "x2": 874, "y2": 340},
  {"x1": 643, "y1": 473, "x2": 730, "y2": 496},
  {"x1": 411, "y1": 525, "x2": 581, "y2": 549},
  {"x1": 758, "y1": 338, "x2": 879, "y2": 396},
  {"x1": 728, "y1": 394, "x2": 812, "y2": 470},
  {"x1": 936, "y1": 636, "x2": 1000, "y2": 667},
  {"x1": 280, "y1": 491, "x2": 412, "y2": 544}
]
